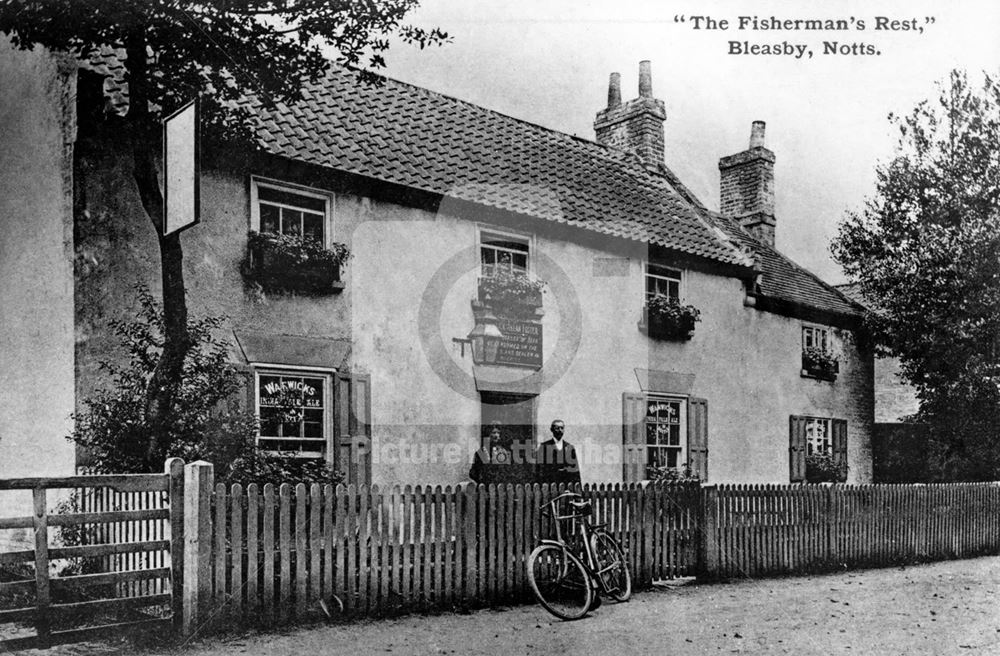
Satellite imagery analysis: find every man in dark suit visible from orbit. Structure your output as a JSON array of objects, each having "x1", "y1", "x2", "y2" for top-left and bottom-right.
[{"x1": 535, "y1": 419, "x2": 581, "y2": 487}]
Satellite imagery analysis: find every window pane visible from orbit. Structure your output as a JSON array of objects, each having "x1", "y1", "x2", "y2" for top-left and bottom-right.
[
  {"x1": 302, "y1": 212, "x2": 323, "y2": 242},
  {"x1": 646, "y1": 423, "x2": 658, "y2": 446},
  {"x1": 666, "y1": 449, "x2": 678, "y2": 469},
  {"x1": 281, "y1": 209, "x2": 303, "y2": 237},
  {"x1": 512, "y1": 253, "x2": 527, "y2": 272},
  {"x1": 481, "y1": 233, "x2": 529, "y2": 252},
  {"x1": 303, "y1": 381, "x2": 323, "y2": 408},
  {"x1": 258, "y1": 186, "x2": 327, "y2": 212},
  {"x1": 260, "y1": 204, "x2": 280, "y2": 233},
  {"x1": 259, "y1": 376, "x2": 283, "y2": 407},
  {"x1": 303, "y1": 414, "x2": 323, "y2": 438},
  {"x1": 259, "y1": 408, "x2": 281, "y2": 437}
]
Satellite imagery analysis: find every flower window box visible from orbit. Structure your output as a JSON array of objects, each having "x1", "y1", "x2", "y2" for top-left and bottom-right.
[
  {"x1": 242, "y1": 231, "x2": 349, "y2": 295},
  {"x1": 801, "y1": 346, "x2": 839, "y2": 381},
  {"x1": 477, "y1": 270, "x2": 545, "y2": 318},
  {"x1": 639, "y1": 294, "x2": 700, "y2": 341}
]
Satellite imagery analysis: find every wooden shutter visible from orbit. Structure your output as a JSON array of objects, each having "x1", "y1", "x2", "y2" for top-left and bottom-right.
[
  {"x1": 335, "y1": 372, "x2": 372, "y2": 487},
  {"x1": 789, "y1": 415, "x2": 807, "y2": 483},
  {"x1": 240, "y1": 367, "x2": 255, "y2": 414},
  {"x1": 622, "y1": 393, "x2": 647, "y2": 482},
  {"x1": 687, "y1": 397, "x2": 709, "y2": 481},
  {"x1": 832, "y1": 418, "x2": 848, "y2": 482}
]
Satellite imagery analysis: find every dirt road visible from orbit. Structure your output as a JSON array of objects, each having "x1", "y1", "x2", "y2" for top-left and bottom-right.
[{"x1": 23, "y1": 556, "x2": 1000, "y2": 655}]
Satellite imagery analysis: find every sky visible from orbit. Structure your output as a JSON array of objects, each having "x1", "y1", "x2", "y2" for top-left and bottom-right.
[{"x1": 380, "y1": 0, "x2": 1000, "y2": 284}]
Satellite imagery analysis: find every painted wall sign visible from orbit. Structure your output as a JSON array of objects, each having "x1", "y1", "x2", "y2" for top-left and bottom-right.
[{"x1": 496, "y1": 317, "x2": 542, "y2": 368}]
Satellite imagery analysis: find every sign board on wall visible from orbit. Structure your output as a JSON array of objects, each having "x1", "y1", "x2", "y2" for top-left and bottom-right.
[
  {"x1": 496, "y1": 317, "x2": 542, "y2": 368},
  {"x1": 162, "y1": 99, "x2": 200, "y2": 237}
]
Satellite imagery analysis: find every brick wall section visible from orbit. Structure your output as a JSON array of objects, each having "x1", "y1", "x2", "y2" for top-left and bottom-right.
[
  {"x1": 841, "y1": 330, "x2": 876, "y2": 483},
  {"x1": 593, "y1": 97, "x2": 666, "y2": 167},
  {"x1": 718, "y1": 147, "x2": 776, "y2": 246}
]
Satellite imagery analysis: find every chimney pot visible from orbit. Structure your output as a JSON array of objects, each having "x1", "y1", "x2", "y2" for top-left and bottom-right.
[
  {"x1": 639, "y1": 60, "x2": 652, "y2": 98},
  {"x1": 594, "y1": 60, "x2": 666, "y2": 169},
  {"x1": 608, "y1": 72, "x2": 621, "y2": 108},
  {"x1": 719, "y1": 123, "x2": 776, "y2": 247}
]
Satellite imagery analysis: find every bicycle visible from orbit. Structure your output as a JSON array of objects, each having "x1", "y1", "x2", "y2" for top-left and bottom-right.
[{"x1": 526, "y1": 491, "x2": 632, "y2": 620}]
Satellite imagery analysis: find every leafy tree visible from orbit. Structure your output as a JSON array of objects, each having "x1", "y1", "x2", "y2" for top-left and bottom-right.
[
  {"x1": 832, "y1": 70, "x2": 1000, "y2": 480},
  {"x1": 0, "y1": 0, "x2": 446, "y2": 463},
  {"x1": 72, "y1": 286, "x2": 338, "y2": 484}
]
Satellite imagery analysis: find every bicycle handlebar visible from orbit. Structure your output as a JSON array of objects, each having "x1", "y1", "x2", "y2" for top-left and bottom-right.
[{"x1": 539, "y1": 492, "x2": 592, "y2": 519}]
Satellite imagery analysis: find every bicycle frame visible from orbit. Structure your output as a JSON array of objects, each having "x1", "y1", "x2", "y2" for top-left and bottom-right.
[{"x1": 540, "y1": 493, "x2": 618, "y2": 595}]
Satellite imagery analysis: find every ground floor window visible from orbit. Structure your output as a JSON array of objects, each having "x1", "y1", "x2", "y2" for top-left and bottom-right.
[
  {"x1": 805, "y1": 417, "x2": 832, "y2": 456},
  {"x1": 623, "y1": 393, "x2": 708, "y2": 482},
  {"x1": 644, "y1": 396, "x2": 686, "y2": 470},
  {"x1": 256, "y1": 369, "x2": 333, "y2": 457},
  {"x1": 790, "y1": 415, "x2": 848, "y2": 483}
]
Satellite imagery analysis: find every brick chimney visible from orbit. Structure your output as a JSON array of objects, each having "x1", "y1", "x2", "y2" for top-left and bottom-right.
[
  {"x1": 719, "y1": 121, "x2": 776, "y2": 247},
  {"x1": 594, "y1": 61, "x2": 666, "y2": 169}
]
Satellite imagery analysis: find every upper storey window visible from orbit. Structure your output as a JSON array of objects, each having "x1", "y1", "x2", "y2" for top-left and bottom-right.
[
  {"x1": 645, "y1": 263, "x2": 682, "y2": 300},
  {"x1": 253, "y1": 180, "x2": 329, "y2": 243},
  {"x1": 481, "y1": 231, "x2": 529, "y2": 276}
]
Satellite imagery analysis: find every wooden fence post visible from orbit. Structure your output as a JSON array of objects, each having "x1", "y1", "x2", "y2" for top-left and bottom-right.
[
  {"x1": 463, "y1": 484, "x2": 477, "y2": 604},
  {"x1": 182, "y1": 461, "x2": 213, "y2": 638},
  {"x1": 640, "y1": 481, "x2": 654, "y2": 587},
  {"x1": 826, "y1": 484, "x2": 838, "y2": 568},
  {"x1": 32, "y1": 487, "x2": 51, "y2": 643},
  {"x1": 165, "y1": 458, "x2": 185, "y2": 633},
  {"x1": 699, "y1": 485, "x2": 719, "y2": 579}
]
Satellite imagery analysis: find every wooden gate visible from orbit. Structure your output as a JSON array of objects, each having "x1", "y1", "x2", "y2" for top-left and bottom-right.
[{"x1": 0, "y1": 460, "x2": 183, "y2": 650}]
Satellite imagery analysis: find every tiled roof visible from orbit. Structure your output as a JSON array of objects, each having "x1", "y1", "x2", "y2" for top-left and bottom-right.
[
  {"x1": 711, "y1": 212, "x2": 864, "y2": 318},
  {"x1": 247, "y1": 67, "x2": 753, "y2": 267},
  {"x1": 834, "y1": 282, "x2": 867, "y2": 306},
  {"x1": 80, "y1": 50, "x2": 749, "y2": 267},
  {"x1": 81, "y1": 50, "x2": 863, "y2": 319}
]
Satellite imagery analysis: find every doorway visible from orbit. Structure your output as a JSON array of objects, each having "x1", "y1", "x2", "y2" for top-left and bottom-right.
[{"x1": 480, "y1": 392, "x2": 536, "y2": 463}]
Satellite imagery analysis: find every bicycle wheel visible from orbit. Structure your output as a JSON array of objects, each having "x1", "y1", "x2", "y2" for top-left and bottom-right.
[
  {"x1": 527, "y1": 544, "x2": 593, "y2": 620},
  {"x1": 591, "y1": 531, "x2": 631, "y2": 602}
]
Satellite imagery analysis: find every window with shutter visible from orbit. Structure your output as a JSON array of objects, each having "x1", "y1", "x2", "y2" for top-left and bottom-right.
[
  {"x1": 255, "y1": 369, "x2": 332, "y2": 458},
  {"x1": 791, "y1": 415, "x2": 847, "y2": 483},
  {"x1": 622, "y1": 393, "x2": 708, "y2": 482},
  {"x1": 789, "y1": 415, "x2": 807, "y2": 483}
]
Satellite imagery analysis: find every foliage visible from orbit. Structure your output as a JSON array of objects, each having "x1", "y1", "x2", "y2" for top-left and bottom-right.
[
  {"x1": 831, "y1": 70, "x2": 1000, "y2": 480},
  {"x1": 644, "y1": 294, "x2": 700, "y2": 339},
  {"x1": 645, "y1": 294, "x2": 701, "y2": 324},
  {"x1": 647, "y1": 462, "x2": 700, "y2": 483},
  {"x1": 243, "y1": 231, "x2": 350, "y2": 294},
  {"x1": 479, "y1": 270, "x2": 546, "y2": 310},
  {"x1": 247, "y1": 230, "x2": 350, "y2": 268},
  {"x1": 802, "y1": 346, "x2": 839, "y2": 379},
  {"x1": 70, "y1": 286, "x2": 341, "y2": 486},
  {"x1": 805, "y1": 453, "x2": 845, "y2": 484},
  {"x1": 0, "y1": 0, "x2": 447, "y2": 465},
  {"x1": 0, "y1": 1, "x2": 449, "y2": 131}
]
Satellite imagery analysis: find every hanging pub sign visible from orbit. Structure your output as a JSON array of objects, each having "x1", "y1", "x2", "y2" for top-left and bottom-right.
[
  {"x1": 162, "y1": 98, "x2": 200, "y2": 237},
  {"x1": 495, "y1": 316, "x2": 542, "y2": 368}
]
